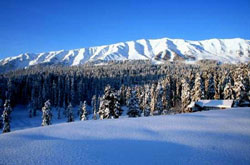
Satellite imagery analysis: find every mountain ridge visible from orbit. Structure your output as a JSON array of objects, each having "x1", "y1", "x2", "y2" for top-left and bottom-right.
[{"x1": 0, "y1": 37, "x2": 249, "y2": 72}]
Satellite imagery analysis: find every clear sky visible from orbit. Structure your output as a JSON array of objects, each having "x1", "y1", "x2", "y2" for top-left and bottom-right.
[{"x1": 0, "y1": 0, "x2": 250, "y2": 59}]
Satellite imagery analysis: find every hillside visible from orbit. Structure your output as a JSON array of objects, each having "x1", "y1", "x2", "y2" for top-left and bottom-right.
[
  {"x1": 0, "y1": 107, "x2": 250, "y2": 165},
  {"x1": 0, "y1": 38, "x2": 249, "y2": 72}
]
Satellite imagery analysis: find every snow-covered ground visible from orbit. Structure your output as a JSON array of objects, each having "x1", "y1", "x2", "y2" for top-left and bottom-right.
[{"x1": 0, "y1": 107, "x2": 250, "y2": 165}]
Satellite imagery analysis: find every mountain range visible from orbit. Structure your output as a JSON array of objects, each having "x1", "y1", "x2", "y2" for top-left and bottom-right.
[{"x1": 0, "y1": 37, "x2": 249, "y2": 72}]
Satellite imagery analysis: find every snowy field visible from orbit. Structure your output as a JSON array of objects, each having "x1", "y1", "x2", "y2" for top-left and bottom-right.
[{"x1": 0, "y1": 107, "x2": 250, "y2": 165}]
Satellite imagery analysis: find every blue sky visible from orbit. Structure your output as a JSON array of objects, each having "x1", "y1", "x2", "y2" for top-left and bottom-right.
[{"x1": 0, "y1": 0, "x2": 250, "y2": 59}]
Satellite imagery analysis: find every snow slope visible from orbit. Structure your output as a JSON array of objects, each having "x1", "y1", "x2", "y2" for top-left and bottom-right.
[
  {"x1": 0, "y1": 107, "x2": 250, "y2": 165},
  {"x1": 0, "y1": 38, "x2": 249, "y2": 72}
]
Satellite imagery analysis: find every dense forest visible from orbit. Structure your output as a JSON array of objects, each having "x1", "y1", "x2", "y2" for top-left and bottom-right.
[{"x1": 0, "y1": 60, "x2": 249, "y2": 116}]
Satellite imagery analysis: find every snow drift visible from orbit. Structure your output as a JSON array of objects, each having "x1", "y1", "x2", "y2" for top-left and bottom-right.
[
  {"x1": 0, "y1": 38, "x2": 249, "y2": 72},
  {"x1": 0, "y1": 107, "x2": 250, "y2": 165}
]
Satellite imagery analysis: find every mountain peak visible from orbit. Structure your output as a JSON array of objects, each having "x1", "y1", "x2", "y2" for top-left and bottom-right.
[{"x1": 0, "y1": 37, "x2": 249, "y2": 72}]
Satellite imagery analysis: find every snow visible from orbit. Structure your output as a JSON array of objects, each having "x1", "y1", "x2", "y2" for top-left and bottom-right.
[
  {"x1": 0, "y1": 38, "x2": 249, "y2": 72},
  {"x1": 196, "y1": 100, "x2": 234, "y2": 108},
  {"x1": 0, "y1": 107, "x2": 250, "y2": 164}
]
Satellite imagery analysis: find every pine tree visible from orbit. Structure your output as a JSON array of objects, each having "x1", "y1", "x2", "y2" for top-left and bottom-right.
[
  {"x1": 91, "y1": 96, "x2": 97, "y2": 120},
  {"x1": 233, "y1": 73, "x2": 247, "y2": 105},
  {"x1": 67, "y1": 103, "x2": 74, "y2": 122},
  {"x1": 181, "y1": 78, "x2": 191, "y2": 113},
  {"x1": 127, "y1": 89, "x2": 141, "y2": 117},
  {"x1": 163, "y1": 77, "x2": 172, "y2": 113},
  {"x1": 81, "y1": 101, "x2": 88, "y2": 121},
  {"x1": 0, "y1": 99, "x2": 3, "y2": 129},
  {"x1": 114, "y1": 95, "x2": 122, "y2": 117},
  {"x1": 143, "y1": 85, "x2": 151, "y2": 117},
  {"x1": 150, "y1": 83, "x2": 157, "y2": 115},
  {"x1": 2, "y1": 100, "x2": 12, "y2": 133},
  {"x1": 207, "y1": 73, "x2": 215, "y2": 99},
  {"x1": 41, "y1": 100, "x2": 52, "y2": 126},
  {"x1": 155, "y1": 83, "x2": 164, "y2": 115},
  {"x1": 191, "y1": 72, "x2": 205, "y2": 101},
  {"x1": 98, "y1": 85, "x2": 122, "y2": 119},
  {"x1": 223, "y1": 79, "x2": 234, "y2": 100},
  {"x1": 118, "y1": 85, "x2": 126, "y2": 106},
  {"x1": 125, "y1": 87, "x2": 131, "y2": 106}
]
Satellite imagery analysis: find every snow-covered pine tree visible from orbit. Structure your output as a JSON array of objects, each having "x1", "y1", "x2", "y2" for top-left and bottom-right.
[
  {"x1": 2, "y1": 100, "x2": 12, "y2": 133},
  {"x1": 41, "y1": 100, "x2": 52, "y2": 126},
  {"x1": 223, "y1": 78, "x2": 234, "y2": 100},
  {"x1": 163, "y1": 77, "x2": 172, "y2": 113},
  {"x1": 181, "y1": 78, "x2": 191, "y2": 113},
  {"x1": 213, "y1": 72, "x2": 221, "y2": 99},
  {"x1": 0, "y1": 99, "x2": 3, "y2": 129},
  {"x1": 191, "y1": 72, "x2": 205, "y2": 102},
  {"x1": 98, "y1": 85, "x2": 122, "y2": 119},
  {"x1": 155, "y1": 82, "x2": 164, "y2": 115},
  {"x1": 118, "y1": 85, "x2": 126, "y2": 106},
  {"x1": 98, "y1": 97, "x2": 108, "y2": 120},
  {"x1": 127, "y1": 89, "x2": 141, "y2": 117},
  {"x1": 143, "y1": 85, "x2": 151, "y2": 117},
  {"x1": 207, "y1": 73, "x2": 215, "y2": 99},
  {"x1": 91, "y1": 95, "x2": 97, "y2": 120},
  {"x1": 136, "y1": 86, "x2": 144, "y2": 111},
  {"x1": 150, "y1": 83, "x2": 157, "y2": 116},
  {"x1": 125, "y1": 87, "x2": 132, "y2": 106},
  {"x1": 233, "y1": 73, "x2": 247, "y2": 106},
  {"x1": 81, "y1": 101, "x2": 88, "y2": 121},
  {"x1": 67, "y1": 103, "x2": 74, "y2": 122},
  {"x1": 114, "y1": 93, "x2": 122, "y2": 118}
]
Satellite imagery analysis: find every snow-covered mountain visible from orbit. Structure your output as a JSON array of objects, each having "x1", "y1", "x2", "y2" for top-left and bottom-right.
[{"x1": 0, "y1": 38, "x2": 249, "y2": 72}]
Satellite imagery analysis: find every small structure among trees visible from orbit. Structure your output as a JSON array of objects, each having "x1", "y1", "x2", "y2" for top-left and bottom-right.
[{"x1": 188, "y1": 100, "x2": 234, "y2": 112}]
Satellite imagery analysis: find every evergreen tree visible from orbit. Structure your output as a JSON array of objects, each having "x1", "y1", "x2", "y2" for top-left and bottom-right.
[
  {"x1": 91, "y1": 96, "x2": 97, "y2": 120},
  {"x1": 67, "y1": 103, "x2": 74, "y2": 122},
  {"x1": 163, "y1": 77, "x2": 172, "y2": 112},
  {"x1": 0, "y1": 99, "x2": 3, "y2": 129},
  {"x1": 223, "y1": 79, "x2": 234, "y2": 100},
  {"x1": 150, "y1": 83, "x2": 157, "y2": 115},
  {"x1": 118, "y1": 85, "x2": 126, "y2": 106},
  {"x1": 233, "y1": 73, "x2": 247, "y2": 105},
  {"x1": 191, "y1": 72, "x2": 205, "y2": 101},
  {"x1": 207, "y1": 74, "x2": 215, "y2": 99},
  {"x1": 125, "y1": 87, "x2": 131, "y2": 106},
  {"x1": 127, "y1": 89, "x2": 141, "y2": 117},
  {"x1": 81, "y1": 101, "x2": 88, "y2": 121},
  {"x1": 2, "y1": 100, "x2": 12, "y2": 133},
  {"x1": 155, "y1": 83, "x2": 164, "y2": 115},
  {"x1": 181, "y1": 79, "x2": 191, "y2": 113},
  {"x1": 98, "y1": 85, "x2": 122, "y2": 119},
  {"x1": 42, "y1": 100, "x2": 52, "y2": 126},
  {"x1": 143, "y1": 85, "x2": 151, "y2": 117}
]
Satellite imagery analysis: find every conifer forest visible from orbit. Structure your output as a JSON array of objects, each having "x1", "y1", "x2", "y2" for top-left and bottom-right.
[{"x1": 0, "y1": 60, "x2": 248, "y2": 124}]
